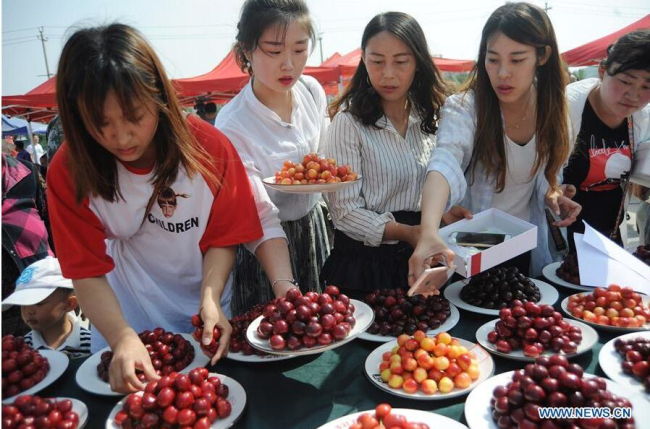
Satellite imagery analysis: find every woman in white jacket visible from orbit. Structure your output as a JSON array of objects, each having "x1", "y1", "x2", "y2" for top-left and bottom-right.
[
  {"x1": 563, "y1": 29, "x2": 650, "y2": 248},
  {"x1": 409, "y1": 2, "x2": 581, "y2": 285}
]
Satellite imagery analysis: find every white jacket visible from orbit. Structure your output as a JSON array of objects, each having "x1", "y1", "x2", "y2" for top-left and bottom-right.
[{"x1": 566, "y1": 78, "x2": 650, "y2": 148}]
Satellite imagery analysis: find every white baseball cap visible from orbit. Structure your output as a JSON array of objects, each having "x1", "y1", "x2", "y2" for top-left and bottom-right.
[{"x1": 2, "y1": 258, "x2": 73, "y2": 310}]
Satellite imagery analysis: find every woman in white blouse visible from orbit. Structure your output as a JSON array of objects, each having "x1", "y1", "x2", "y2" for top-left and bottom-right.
[
  {"x1": 215, "y1": 0, "x2": 329, "y2": 315},
  {"x1": 409, "y1": 2, "x2": 581, "y2": 287},
  {"x1": 321, "y1": 12, "x2": 458, "y2": 293}
]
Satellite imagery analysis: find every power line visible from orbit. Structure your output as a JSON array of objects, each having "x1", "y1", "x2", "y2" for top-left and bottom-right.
[
  {"x1": 2, "y1": 27, "x2": 38, "y2": 34},
  {"x1": 553, "y1": 0, "x2": 650, "y2": 10},
  {"x1": 553, "y1": 6, "x2": 646, "y2": 17},
  {"x1": 2, "y1": 39, "x2": 38, "y2": 47},
  {"x1": 2, "y1": 35, "x2": 37, "y2": 43}
]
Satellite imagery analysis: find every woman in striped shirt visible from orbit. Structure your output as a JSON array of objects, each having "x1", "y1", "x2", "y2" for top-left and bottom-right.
[{"x1": 321, "y1": 12, "x2": 463, "y2": 294}]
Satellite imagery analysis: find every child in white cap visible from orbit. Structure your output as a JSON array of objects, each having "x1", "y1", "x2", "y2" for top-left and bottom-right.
[{"x1": 2, "y1": 258, "x2": 91, "y2": 358}]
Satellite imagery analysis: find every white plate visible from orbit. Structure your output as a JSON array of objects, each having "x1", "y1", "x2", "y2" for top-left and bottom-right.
[
  {"x1": 76, "y1": 333, "x2": 209, "y2": 396},
  {"x1": 316, "y1": 408, "x2": 469, "y2": 429},
  {"x1": 358, "y1": 303, "x2": 461, "y2": 343},
  {"x1": 246, "y1": 299, "x2": 373, "y2": 356},
  {"x1": 599, "y1": 331, "x2": 650, "y2": 397},
  {"x1": 475, "y1": 318, "x2": 599, "y2": 362},
  {"x1": 444, "y1": 279, "x2": 559, "y2": 316},
  {"x1": 2, "y1": 350, "x2": 69, "y2": 404},
  {"x1": 561, "y1": 294, "x2": 650, "y2": 333},
  {"x1": 262, "y1": 176, "x2": 362, "y2": 194},
  {"x1": 225, "y1": 350, "x2": 296, "y2": 363},
  {"x1": 1, "y1": 397, "x2": 87, "y2": 428},
  {"x1": 363, "y1": 337, "x2": 495, "y2": 400},
  {"x1": 465, "y1": 370, "x2": 650, "y2": 429},
  {"x1": 106, "y1": 373, "x2": 245, "y2": 429},
  {"x1": 542, "y1": 262, "x2": 595, "y2": 291}
]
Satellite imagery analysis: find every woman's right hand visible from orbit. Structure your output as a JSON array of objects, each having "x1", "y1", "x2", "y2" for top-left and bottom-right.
[
  {"x1": 407, "y1": 233, "x2": 455, "y2": 287},
  {"x1": 108, "y1": 330, "x2": 159, "y2": 393}
]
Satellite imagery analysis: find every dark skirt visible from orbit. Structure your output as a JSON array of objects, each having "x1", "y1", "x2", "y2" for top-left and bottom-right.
[
  {"x1": 320, "y1": 211, "x2": 421, "y2": 295},
  {"x1": 231, "y1": 203, "x2": 330, "y2": 316}
]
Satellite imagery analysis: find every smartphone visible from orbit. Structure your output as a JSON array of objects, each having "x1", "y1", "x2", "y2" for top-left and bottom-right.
[
  {"x1": 408, "y1": 264, "x2": 456, "y2": 297},
  {"x1": 451, "y1": 231, "x2": 510, "y2": 248}
]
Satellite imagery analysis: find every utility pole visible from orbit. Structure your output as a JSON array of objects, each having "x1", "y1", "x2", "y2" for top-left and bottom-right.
[
  {"x1": 544, "y1": 1, "x2": 552, "y2": 13},
  {"x1": 38, "y1": 27, "x2": 52, "y2": 79},
  {"x1": 318, "y1": 32, "x2": 324, "y2": 64}
]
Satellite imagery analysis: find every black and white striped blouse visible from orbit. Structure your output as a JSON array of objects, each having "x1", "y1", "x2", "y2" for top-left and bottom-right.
[{"x1": 323, "y1": 111, "x2": 435, "y2": 247}]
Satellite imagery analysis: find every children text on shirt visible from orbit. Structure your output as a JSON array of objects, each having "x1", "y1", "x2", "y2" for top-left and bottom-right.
[{"x1": 46, "y1": 116, "x2": 262, "y2": 352}]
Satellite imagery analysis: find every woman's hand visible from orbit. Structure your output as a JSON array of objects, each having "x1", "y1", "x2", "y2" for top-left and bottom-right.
[
  {"x1": 109, "y1": 330, "x2": 159, "y2": 393},
  {"x1": 442, "y1": 205, "x2": 473, "y2": 226},
  {"x1": 199, "y1": 298, "x2": 232, "y2": 365},
  {"x1": 407, "y1": 233, "x2": 455, "y2": 287},
  {"x1": 546, "y1": 190, "x2": 581, "y2": 227}
]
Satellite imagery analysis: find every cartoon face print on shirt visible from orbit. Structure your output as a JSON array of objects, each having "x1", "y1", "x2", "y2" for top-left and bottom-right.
[{"x1": 157, "y1": 186, "x2": 189, "y2": 218}]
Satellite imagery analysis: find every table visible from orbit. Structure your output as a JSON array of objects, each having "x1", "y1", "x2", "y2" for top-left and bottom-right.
[{"x1": 36, "y1": 282, "x2": 640, "y2": 429}]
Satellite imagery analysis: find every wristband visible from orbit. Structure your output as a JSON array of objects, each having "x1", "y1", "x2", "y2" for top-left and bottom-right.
[{"x1": 271, "y1": 278, "x2": 299, "y2": 294}]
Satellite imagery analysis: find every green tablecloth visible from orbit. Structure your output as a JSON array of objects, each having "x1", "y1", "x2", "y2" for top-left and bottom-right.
[{"x1": 36, "y1": 284, "x2": 631, "y2": 428}]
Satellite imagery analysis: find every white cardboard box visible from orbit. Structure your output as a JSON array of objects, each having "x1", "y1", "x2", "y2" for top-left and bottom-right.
[{"x1": 438, "y1": 208, "x2": 538, "y2": 278}]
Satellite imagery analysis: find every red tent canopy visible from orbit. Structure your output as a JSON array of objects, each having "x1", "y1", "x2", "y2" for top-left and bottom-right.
[
  {"x1": 2, "y1": 77, "x2": 58, "y2": 123},
  {"x1": 173, "y1": 50, "x2": 340, "y2": 101},
  {"x1": 562, "y1": 14, "x2": 650, "y2": 66},
  {"x1": 321, "y1": 52, "x2": 341, "y2": 67},
  {"x1": 324, "y1": 48, "x2": 475, "y2": 77}
]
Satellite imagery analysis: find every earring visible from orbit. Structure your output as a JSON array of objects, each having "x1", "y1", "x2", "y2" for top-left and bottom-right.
[{"x1": 246, "y1": 61, "x2": 251, "y2": 68}]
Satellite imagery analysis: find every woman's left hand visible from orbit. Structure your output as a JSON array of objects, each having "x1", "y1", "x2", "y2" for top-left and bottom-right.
[
  {"x1": 546, "y1": 192, "x2": 581, "y2": 227},
  {"x1": 199, "y1": 298, "x2": 232, "y2": 365}
]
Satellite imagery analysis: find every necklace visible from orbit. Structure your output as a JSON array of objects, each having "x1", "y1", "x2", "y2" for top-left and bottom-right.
[{"x1": 505, "y1": 91, "x2": 534, "y2": 132}]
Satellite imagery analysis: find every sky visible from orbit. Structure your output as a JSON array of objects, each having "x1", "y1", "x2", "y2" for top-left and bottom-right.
[{"x1": 2, "y1": 0, "x2": 649, "y2": 96}]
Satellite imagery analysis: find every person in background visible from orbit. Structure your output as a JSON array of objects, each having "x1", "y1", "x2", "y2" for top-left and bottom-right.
[
  {"x1": 15, "y1": 140, "x2": 32, "y2": 163},
  {"x1": 47, "y1": 24, "x2": 261, "y2": 392},
  {"x1": 321, "y1": 12, "x2": 469, "y2": 294},
  {"x1": 203, "y1": 102, "x2": 218, "y2": 126},
  {"x1": 215, "y1": 0, "x2": 330, "y2": 315},
  {"x1": 2, "y1": 152, "x2": 53, "y2": 337},
  {"x1": 563, "y1": 29, "x2": 650, "y2": 248},
  {"x1": 2, "y1": 258, "x2": 91, "y2": 358},
  {"x1": 45, "y1": 116, "x2": 64, "y2": 162},
  {"x1": 26, "y1": 134, "x2": 45, "y2": 166},
  {"x1": 409, "y1": 2, "x2": 581, "y2": 288}
]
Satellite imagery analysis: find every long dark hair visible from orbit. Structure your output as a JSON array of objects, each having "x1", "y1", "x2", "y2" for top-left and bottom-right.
[
  {"x1": 602, "y1": 29, "x2": 650, "y2": 75},
  {"x1": 328, "y1": 12, "x2": 447, "y2": 135},
  {"x1": 465, "y1": 2, "x2": 569, "y2": 193},
  {"x1": 56, "y1": 23, "x2": 219, "y2": 212},
  {"x1": 234, "y1": 0, "x2": 315, "y2": 75}
]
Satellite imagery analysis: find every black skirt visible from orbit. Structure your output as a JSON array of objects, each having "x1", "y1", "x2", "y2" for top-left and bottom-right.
[{"x1": 320, "y1": 211, "x2": 420, "y2": 296}]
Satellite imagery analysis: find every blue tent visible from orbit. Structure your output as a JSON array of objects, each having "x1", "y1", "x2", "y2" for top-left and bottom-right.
[{"x1": 2, "y1": 115, "x2": 47, "y2": 136}]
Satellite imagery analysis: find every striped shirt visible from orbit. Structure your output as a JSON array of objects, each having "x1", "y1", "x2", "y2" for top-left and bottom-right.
[
  {"x1": 24, "y1": 312, "x2": 91, "y2": 358},
  {"x1": 323, "y1": 111, "x2": 435, "y2": 247}
]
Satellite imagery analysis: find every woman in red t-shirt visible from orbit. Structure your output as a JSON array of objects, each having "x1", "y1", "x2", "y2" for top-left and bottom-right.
[{"x1": 46, "y1": 24, "x2": 262, "y2": 393}]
